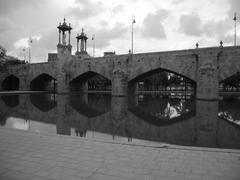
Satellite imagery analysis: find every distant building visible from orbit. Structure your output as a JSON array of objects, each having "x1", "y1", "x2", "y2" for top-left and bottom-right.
[
  {"x1": 104, "y1": 51, "x2": 116, "y2": 57},
  {"x1": 48, "y1": 53, "x2": 57, "y2": 62}
]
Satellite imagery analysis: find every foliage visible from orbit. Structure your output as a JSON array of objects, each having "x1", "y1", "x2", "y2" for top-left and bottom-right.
[
  {"x1": 0, "y1": 45, "x2": 26, "y2": 71},
  {"x1": 221, "y1": 72, "x2": 240, "y2": 91}
]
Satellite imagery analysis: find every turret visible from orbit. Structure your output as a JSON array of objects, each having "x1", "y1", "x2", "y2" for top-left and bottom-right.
[
  {"x1": 57, "y1": 17, "x2": 72, "y2": 59},
  {"x1": 75, "y1": 28, "x2": 89, "y2": 59}
]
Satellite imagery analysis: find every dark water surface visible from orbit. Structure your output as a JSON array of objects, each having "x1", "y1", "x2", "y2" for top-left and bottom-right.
[{"x1": 0, "y1": 93, "x2": 240, "y2": 149}]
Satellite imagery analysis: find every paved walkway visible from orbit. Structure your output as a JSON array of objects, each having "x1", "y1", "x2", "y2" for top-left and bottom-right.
[{"x1": 0, "y1": 128, "x2": 240, "y2": 180}]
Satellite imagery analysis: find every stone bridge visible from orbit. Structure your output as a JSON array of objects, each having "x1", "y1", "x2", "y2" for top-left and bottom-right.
[{"x1": 1, "y1": 41, "x2": 240, "y2": 99}]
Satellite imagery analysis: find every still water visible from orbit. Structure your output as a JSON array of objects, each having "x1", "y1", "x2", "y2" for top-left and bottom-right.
[{"x1": 0, "y1": 93, "x2": 240, "y2": 149}]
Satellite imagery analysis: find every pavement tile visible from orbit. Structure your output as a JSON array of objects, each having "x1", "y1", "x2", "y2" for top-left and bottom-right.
[
  {"x1": 0, "y1": 128, "x2": 239, "y2": 180},
  {"x1": 90, "y1": 173, "x2": 126, "y2": 180}
]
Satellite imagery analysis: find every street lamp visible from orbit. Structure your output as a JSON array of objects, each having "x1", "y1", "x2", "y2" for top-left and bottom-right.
[
  {"x1": 131, "y1": 15, "x2": 136, "y2": 55},
  {"x1": 22, "y1": 48, "x2": 26, "y2": 62},
  {"x1": 28, "y1": 37, "x2": 33, "y2": 63},
  {"x1": 92, "y1": 34, "x2": 95, "y2": 57},
  {"x1": 233, "y1": 12, "x2": 237, "y2": 46}
]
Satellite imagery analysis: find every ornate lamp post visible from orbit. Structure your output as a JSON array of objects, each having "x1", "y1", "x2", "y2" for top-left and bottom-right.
[
  {"x1": 233, "y1": 12, "x2": 237, "y2": 46},
  {"x1": 28, "y1": 37, "x2": 33, "y2": 63},
  {"x1": 131, "y1": 15, "x2": 136, "y2": 55},
  {"x1": 92, "y1": 34, "x2": 95, "y2": 57}
]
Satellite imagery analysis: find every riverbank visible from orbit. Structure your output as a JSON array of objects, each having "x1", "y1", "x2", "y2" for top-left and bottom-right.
[{"x1": 0, "y1": 127, "x2": 239, "y2": 180}]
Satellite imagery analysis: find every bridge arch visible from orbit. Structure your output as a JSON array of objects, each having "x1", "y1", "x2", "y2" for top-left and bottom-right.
[
  {"x1": 30, "y1": 73, "x2": 56, "y2": 92},
  {"x1": 129, "y1": 67, "x2": 196, "y2": 83},
  {"x1": 218, "y1": 50, "x2": 240, "y2": 82},
  {"x1": 2, "y1": 75, "x2": 19, "y2": 91},
  {"x1": 69, "y1": 71, "x2": 111, "y2": 92},
  {"x1": 128, "y1": 53, "x2": 197, "y2": 83},
  {"x1": 28, "y1": 63, "x2": 57, "y2": 83},
  {"x1": 128, "y1": 68, "x2": 196, "y2": 93}
]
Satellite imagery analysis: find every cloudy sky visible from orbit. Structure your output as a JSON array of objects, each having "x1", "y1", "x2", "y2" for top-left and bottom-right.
[{"x1": 0, "y1": 0, "x2": 239, "y2": 62}]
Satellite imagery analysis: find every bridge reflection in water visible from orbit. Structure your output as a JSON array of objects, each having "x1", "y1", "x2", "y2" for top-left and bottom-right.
[{"x1": 0, "y1": 93, "x2": 240, "y2": 149}]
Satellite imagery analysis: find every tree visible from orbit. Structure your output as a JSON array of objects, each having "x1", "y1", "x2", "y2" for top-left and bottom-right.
[
  {"x1": 0, "y1": 45, "x2": 26, "y2": 72},
  {"x1": 221, "y1": 72, "x2": 240, "y2": 91}
]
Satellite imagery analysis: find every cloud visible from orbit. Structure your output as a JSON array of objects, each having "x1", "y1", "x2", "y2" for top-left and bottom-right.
[
  {"x1": 112, "y1": 4, "x2": 124, "y2": 15},
  {"x1": 67, "y1": 0, "x2": 104, "y2": 19},
  {"x1": 227, "y1": 0, "x2": 240, "y2": 16},
  {"x1": 0, "y1": 17, "x2": 25, "y2": 51},
  {"x1": 203, "y1": 20, "x2": 232, "y2": 37},
  {"x1": 31, "y1": 29, "x2": 59, "y2": 61},
  {"x1": 142, "y1": 9, "x2": 168, "y2": 39},
  {"x1": 99, "y1": 20, "x2": 109, "y2": 27},
  {"x1": 179, "y1": 12, "x2": 233, "y2": 41},
  {"x1": 13, "y1": 30, "x2": 58, "y2": 62},
  {"x1": 171, "y1": 0, "x2": 186, "y2": 4},
  {"x1": 86, "y1": 22, "x2": 128, "y2": 49},
  {"x1": 36, "y1": 30, "x2": 57, "y2": 50},
  {"x1": 0, "y1": 0, "x2": 46, "y2": 16},
  {"x1": 179, "y1": 13, "x2": 202, "y2": 36},
  {"x1": 221, "y1": 34, "x2": 240, "y2": 44}
]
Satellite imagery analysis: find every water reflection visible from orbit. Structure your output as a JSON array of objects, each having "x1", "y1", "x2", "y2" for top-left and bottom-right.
[
  {"x1": 219, "y1": 96, "x2": 240, "y2": 126},
  {"x1": 0, "y1": 110, "x2": 7, "y2": 126},
  {"x1": 69, "y1": 93, "x2": 111, "y2": 118},
  {"x1": 1, "y1": 95, "x2": 19, "y2": 108},
  {"x1": 30, "y1": 94, "x2": 57, "y2": 112},
  {"x1": 128, "y1": 94, "x2": 195, "y2": 126},
  {"x1": 0, "y1": 93, "x2": 240, "y2": 149}
]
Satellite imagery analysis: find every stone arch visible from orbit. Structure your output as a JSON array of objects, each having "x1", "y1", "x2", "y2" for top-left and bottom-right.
[
  {"x1": 219, "y1": 70, "x2": 240, "y2": 83},
  {"x1": 69, "y1": 71, "x2": 112, "y2": 92},
  {"x1": 69, "y1": 68, "x2": 112, "y2": 83},
  {"x1": 30, "y1": 73, "x2": 56, "y2": 92},
  {"x1": 129, "y1": 67, "x2": 195, "y2": 83},
  {"x1": 218, "y1": 51, "x2": 240, "y2": 82},
  {"x1": 2, "y1": 75, "x2": 19, "y2": 90},
  {"x1": 128, "y1": 54, "x2": 197, "y2": 82},
  {"x1": 128, "y1": 67, "x2": 196, "y2": 93},
  {"x1": 29, "y1": 71, "x2": 57, "y2": 83}
]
